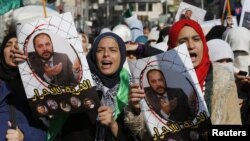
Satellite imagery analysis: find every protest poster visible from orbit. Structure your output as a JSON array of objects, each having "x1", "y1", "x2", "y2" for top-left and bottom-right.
[
  {"x1": 175, "y1": 2, "x2": 206, "y2": 24},
  {"x1": 16, "y1": 12, "x2": 100, "y2": 117},
  {"x1": 239, "y1": 0, "x2": 250, "y2": 30},
  {"x1": 128, "y1": 44, "x2": 210, "y2": 141}
]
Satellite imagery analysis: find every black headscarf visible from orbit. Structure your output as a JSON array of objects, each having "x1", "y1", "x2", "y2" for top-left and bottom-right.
[
  {"x1": 157, "y1": 26, "x2": 170, "y2": 43},
  {"x1": 0, "y1": 31, "x2": 19, "y2": 81},
  {"x1": 87, "y1": 32, "x2": 126, "y2": 88},
  {"x1": 205, "y1": 25, "x2": 227, "y2": 41}
]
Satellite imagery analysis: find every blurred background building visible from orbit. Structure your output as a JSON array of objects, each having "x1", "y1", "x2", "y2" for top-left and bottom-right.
[{"x1": 0, "y1": 0, "x2": 244, "y2": 43}]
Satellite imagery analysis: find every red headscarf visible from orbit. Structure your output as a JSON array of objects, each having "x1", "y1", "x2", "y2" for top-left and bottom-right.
[{"x1": 167, "y1": 19, "x2": 211, "y2": 90}]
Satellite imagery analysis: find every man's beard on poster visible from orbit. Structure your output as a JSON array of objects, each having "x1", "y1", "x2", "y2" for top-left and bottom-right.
[
  {"x1": 155, "y1": 86, "x2": 166, "y2": 96},
  {"x1": 36, "y1": 49, "x2": 54, "y2": 61}
]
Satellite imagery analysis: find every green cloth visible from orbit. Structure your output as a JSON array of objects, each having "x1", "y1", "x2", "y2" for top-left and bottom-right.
[
  {"x1": 114, "y1": 68, "x2": 130, "y2": 119},
  {"x1": 0, "y1": 0, "x2": 23, "y2": 15},
  {"x1": 47, "y1": 115, "x2": 68, "y2": 141}
]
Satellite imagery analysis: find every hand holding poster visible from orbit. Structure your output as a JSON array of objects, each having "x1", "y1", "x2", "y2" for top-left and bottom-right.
[
  {"x1": 16, "y1": 12, "x2": 99, "y2": 117},
  {"x1": 128, "y1": 44, "x2": 210, "y2": 141}
]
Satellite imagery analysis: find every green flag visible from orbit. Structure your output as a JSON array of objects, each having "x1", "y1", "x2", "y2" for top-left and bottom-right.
[
  {"x1": 0, "y1": 0, "x2": 23, "y2": 15},
  {"x1": 123, "y1": 8, "x2": 132, "y2": 18},
  {"x1": 114, "y1": 68, "x2": 130, "y2": 119}
]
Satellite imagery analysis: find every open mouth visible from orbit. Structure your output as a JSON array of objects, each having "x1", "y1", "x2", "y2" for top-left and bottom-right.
[
  {"x1": 10, "y1": 53, "x2": 14, "y2": 59},
  {"x1": 101, "y1": 61, "x2": 113, "y2": 68},
  {"x1": 189, "y1": 52, "x2": 197, "y2": 62}
]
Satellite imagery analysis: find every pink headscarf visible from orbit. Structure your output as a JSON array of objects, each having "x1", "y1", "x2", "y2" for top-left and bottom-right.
[{"x1": 167, "y1": 19, "x2": 211, "y2": 90}]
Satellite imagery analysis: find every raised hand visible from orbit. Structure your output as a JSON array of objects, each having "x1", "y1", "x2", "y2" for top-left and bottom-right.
[
  {"x1": 6, "y1": 121, "x2": 24, "y2": 141},
  {"x1": 160, "y1": 98, "x2": 171, "y2": 115},
  {"x1": 169, "y1": 97, "x2": 178, "y2": 111},
  {"x1": 11, "y1": 44, "x2": 27, "y2": 65},
  {"x1": 128, "y1": 83, "x2": 145, "y2": 114},
  {"x1": 98, "y1": 106, "x2": 115, "y2": 127},
  {"x1": 98, "y1": 106, "x2": 118, "y2": 137},
  {"x1": 44, "y1": 62, "x2": 63, "y2": 79}
]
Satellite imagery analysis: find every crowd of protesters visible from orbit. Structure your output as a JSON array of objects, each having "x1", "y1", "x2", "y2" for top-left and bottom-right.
[{"x1": 1, "y1": 2, "x2": 250, "y2": 141}]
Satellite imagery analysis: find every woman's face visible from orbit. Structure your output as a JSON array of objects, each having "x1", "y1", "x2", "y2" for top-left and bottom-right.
[
  {"x1": 96, "y1": 37, "x2": 121, "y2": 76},
  {"x1": 176, "y1": 26, "x2": 203, "y2": 68},
  {"x1": 3, "y1": 37, "x2": 18, "y2": 67}
]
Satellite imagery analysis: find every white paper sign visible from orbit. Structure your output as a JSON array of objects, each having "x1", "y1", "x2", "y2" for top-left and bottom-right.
[
  {"x1": 128, "y1": 44, "x2": 210, "y2": 141},
  {"x1": 175, "y1": 2, "x2": 207, "y2": 24},
  {"x1": 16, "y1": 12, "x2": 99, "y2": 117},
  {"x1": 239, "y1": 0, "x2": 250, "y2": 30}
]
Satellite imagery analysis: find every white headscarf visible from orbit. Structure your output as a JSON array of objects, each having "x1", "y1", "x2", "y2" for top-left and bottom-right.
[
  {"x1": 207, "y1": 39, "x2": 234, "y2": 62},
  {"x1": 100, "y1": 27, "x2": 111, "y2": 34},
  {"x1": 124, "y1": 14, "x2": 144, "y2": 42},
  {"x1": 207, "y1": 39, "x2": 235, "y2": 73},
  {"x1": 112, "y1": 24, "x2": 132, "y2": 42},
  {"x1": 224, "y1": 27, "x2": 250, "y2": 72}
]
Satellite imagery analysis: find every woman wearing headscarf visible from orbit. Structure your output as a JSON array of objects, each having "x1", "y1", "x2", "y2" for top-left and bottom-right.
[
  {"x1": 59, "y1": 32, "x2": 135, "y2": 141},
  {"x1": 207, "y1": 39, "x2": 235, "y2": 72},
  {"x1": 0, "y1": 31, "x2": 47, "y2": 141},
  {"x1": 207, "y1": 39, "x2": 244, "y2": 114},
  {"x1": 167, "y1": 19, "x2": 241, "y2": 124},
  {"x1": 224, "y1": 26, "x2": 250, "y2": 77},
  {"x1": 224, "y1": 26, "x2": 250, "y2": 124},
  {"x1": 125, "y1": 19, "x2": 241, "y2": 141}
]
